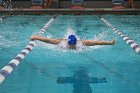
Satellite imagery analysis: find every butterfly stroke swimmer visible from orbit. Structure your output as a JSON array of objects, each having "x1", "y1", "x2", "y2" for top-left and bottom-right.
[{"x1": 30, "y1": 35, "x2": 115, "y2": 49}]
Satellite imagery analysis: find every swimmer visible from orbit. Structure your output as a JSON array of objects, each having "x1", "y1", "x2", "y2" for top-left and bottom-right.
[{"x1": 30, "y1": 35, "x2": 115, "y2": 49}]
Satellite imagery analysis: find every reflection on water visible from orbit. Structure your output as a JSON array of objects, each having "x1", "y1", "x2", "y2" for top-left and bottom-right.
[{"x1": 56, "y1": 67, "x2": 107, "y2": 93}]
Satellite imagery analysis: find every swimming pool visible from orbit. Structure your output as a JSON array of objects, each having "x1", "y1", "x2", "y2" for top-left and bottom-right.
[{"x1": 0, "y1": 14, "x2": 140, "y2": 93}]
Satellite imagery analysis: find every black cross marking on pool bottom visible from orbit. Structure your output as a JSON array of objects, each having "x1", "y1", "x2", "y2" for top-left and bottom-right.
[{"x1": 56, "y1": 68, "x2": 107, "y2": 93}]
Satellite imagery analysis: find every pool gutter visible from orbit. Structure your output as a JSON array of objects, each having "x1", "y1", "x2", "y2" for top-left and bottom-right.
[{"x1": 0, "y1": 8, "x2": 140, "y2": 15}]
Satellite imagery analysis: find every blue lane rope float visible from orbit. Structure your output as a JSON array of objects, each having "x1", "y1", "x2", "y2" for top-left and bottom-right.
[
  {"x1": 98, "y1": 15, "x2": 140, "y2": 55},
  {"x1": 0, "y1": 15, "x2": 57, "y2": 84}
]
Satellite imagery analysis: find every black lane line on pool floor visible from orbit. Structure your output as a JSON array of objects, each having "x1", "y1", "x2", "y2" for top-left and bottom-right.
[{"x1": 97, "y1": 15, "x2": 140, "y2": 55}]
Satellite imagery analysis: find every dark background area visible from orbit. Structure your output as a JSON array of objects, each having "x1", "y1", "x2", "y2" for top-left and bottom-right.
[
  {"x1": 3, "y1": 0, "x2": 140, "y2": 2},
  {"x1": 1, "y1": 0, "x2": 140, "y2": 8}
]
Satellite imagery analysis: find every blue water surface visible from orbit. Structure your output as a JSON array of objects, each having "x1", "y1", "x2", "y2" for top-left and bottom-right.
[{"x1": 0, "y1": 14, "x2": 140, "y2": 93}]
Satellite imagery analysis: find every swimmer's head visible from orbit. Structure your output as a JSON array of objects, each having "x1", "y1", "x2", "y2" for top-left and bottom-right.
[{"x1": 68, "y1": 35, "x2": 77, "y2": 45}]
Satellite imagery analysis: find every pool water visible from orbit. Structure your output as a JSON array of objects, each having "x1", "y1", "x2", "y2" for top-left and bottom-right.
[{"x1": 0, "y1": 15, "x2": 140, "y2": 93}]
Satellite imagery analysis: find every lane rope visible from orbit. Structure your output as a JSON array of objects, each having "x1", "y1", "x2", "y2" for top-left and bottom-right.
[
  {"x1": 98, "y1": 15, "x2": 140, "y2": 55},
  {"x1": 0, "y1": 15, "x2": 57, "y2": 84}
]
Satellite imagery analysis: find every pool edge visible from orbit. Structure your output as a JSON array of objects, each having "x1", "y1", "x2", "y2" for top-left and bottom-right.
[{"x1": 0, "y1": 8, "x2": 140, "y2": 15}]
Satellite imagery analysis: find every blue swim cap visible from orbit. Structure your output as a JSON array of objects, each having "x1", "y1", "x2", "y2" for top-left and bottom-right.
[{"x1": 68, "y1": 35, "x2": 77, "y2": 45}]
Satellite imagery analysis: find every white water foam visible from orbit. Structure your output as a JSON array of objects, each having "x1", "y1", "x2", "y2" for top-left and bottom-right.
[
  {"x1": 89, "y1": 31, "x2": 109, "y2": 49},
  {"x1": 93, "y1": 31, "x2": 108, "y2": 40},
  {"x1": 0, "y1": 34, "x2": 22, "y2": 48},
  {"x1": 0, "y1": 18, "x2": 2, "y2": 22},
  {"x1": 0, "y1": 35, "x2": 12, "y2": 48}
]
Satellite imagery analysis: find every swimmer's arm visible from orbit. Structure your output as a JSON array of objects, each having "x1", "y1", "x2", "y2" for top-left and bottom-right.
[
  {"x1": 80, "y1": 40, "x2": 115, "y2": 46},
  {"x1": 30, "y1": 36, "x2": 61, "y2": 45}
]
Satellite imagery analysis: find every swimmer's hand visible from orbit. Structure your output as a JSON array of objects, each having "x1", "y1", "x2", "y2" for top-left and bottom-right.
[
  {"x1": 111, "y1": 40, "x2": 115, "y2": 45},
  {"x1": 30, "y1": 36, "x2": 37, "y2": 41}
]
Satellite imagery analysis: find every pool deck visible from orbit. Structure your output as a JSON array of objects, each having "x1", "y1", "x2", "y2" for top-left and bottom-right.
[{"x1": 0, "y1": 8, "x2": 140, "y2": 15}]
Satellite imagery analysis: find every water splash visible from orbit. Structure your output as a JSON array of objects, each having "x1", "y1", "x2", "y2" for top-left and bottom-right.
[
  {"x1": 58, "y1": 40, "x2": 67, "y2": 50},
  {"x1": 93, "y1": 31, "x2": 108, "y2": 40},
  {"x1": 32, "y1": 32, "x2": 45, "y2": 37},
  {"x1": 63, "y1": 27, "x2": 82, "y2": 41},
  {"x1": 89, "y1": 31, "x2": 109, "y2": 49},
  {"x1": 63, "y1": 27, "x2": 76, "y2": 39},
  {"x1": 0, "y1": 18, "x2": 3, "y2": 22},
  {"x1": 0, "y1": 35, "x2": 16, "y2": 48},
  {"x1": 58, "y1": 27, "x2": 84, "y2": 52}
]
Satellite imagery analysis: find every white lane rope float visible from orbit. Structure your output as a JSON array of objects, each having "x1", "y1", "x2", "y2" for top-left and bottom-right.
[
  {"x1": 98, "y1": 15, "x2": 140, "y2": 55},
  {"x1": 0, "y1": 15, "x2": 57, "y2": 84}
]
